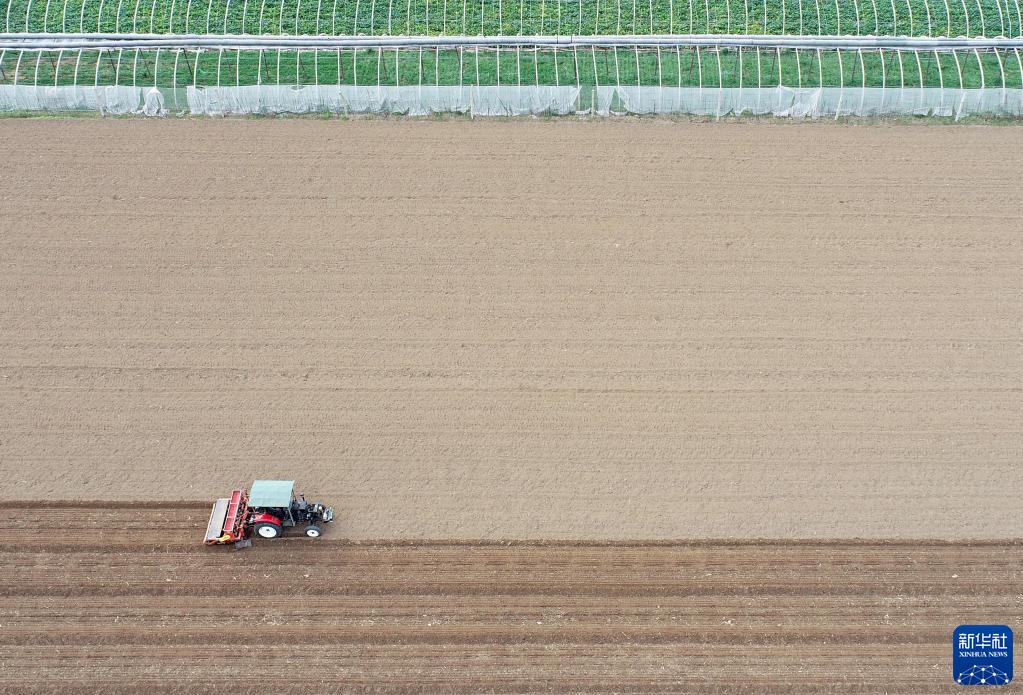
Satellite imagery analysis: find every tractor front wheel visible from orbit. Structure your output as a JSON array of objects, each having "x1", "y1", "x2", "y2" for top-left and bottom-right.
[
  {"x1": 254, "y1": 522, "x2": 283, "y2": 539},
  {"x1": 305, "y1": 525, "x2": 322, "y2": 538}
]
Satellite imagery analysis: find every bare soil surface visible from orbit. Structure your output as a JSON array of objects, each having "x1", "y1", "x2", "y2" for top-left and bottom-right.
[
  {"x1": 1, "y1": 120, "x2": 1022, "y2": 538},
  {"x1": 0, "y1": 504, "x2": 1018, "y2": 694}
]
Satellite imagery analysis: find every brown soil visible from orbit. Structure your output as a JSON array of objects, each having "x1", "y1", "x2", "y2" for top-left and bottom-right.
[
  {"x1": 1, "y1": 120, "x2": 1022, "y2": 538},
  {"x1": 0, "y1": 505, "x2": 1018, "y2": 694}
]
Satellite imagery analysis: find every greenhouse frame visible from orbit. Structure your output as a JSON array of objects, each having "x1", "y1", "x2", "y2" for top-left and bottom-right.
[{"x1": 1, "y1": 0, "x2": 1022, "y2": 116}]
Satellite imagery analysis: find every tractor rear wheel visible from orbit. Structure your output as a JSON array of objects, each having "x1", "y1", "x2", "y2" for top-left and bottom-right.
[
  {"x1": 305, "y1": 525, "x2": 322, "y2": 538},
  {"x1": 254, "y1": 522, "x2": 283, "y2": 539}
]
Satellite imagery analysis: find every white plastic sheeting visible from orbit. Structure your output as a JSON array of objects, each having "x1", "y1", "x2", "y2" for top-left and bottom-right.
[
  {"x1": 610, "y1": 87, "x2": 1023, "y2": 118},
  {"x1": 0, "y1": 84, "x2": 146, "y2": 112},
  {"x1": 2, "y1": 84, "x2": 1022, "y2": 118},
  {"x1": 185, "y1": 85, "x2": 1023, "y2": 118},
  {"x1": 185, "y1": 85, "x2": 585, "y2": 116},
  {"x1": 142, "y1": 86, "x2": 166, "y2": 114}
]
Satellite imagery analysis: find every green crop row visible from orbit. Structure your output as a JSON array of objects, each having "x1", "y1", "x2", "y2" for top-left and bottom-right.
[
  {"x1": 2, "y1": 46, "x2": 1019, "y2": 88},
  {"x1": 4, "y1": 0, "x2": 1021, "y2": 37}
]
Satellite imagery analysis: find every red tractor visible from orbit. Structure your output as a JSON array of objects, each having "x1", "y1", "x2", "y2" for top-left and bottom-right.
[{"x1": 204, "y1": 480, "x2": 334, "y2": 547}]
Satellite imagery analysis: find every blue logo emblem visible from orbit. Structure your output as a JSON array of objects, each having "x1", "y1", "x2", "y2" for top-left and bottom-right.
[{"x1": 953, "y1": 625, "x2": 1013, "y2": 686}]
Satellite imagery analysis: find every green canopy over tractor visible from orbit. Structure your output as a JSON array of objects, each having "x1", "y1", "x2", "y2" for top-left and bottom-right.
[{"x1": 247, "y1": 480, "x2": 295, "y2": 508}]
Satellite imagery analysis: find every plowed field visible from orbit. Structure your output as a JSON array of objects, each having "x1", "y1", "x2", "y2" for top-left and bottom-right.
[
  {"x1": 1, "y1": 120, "x2": 1022, "y2": 692},
  {"x1": 2, "y1": 120, "x2": 1023, "y2": 539},
  {"x1": 1, "y1": 504, "x2": 1019, "y2": 694}
]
